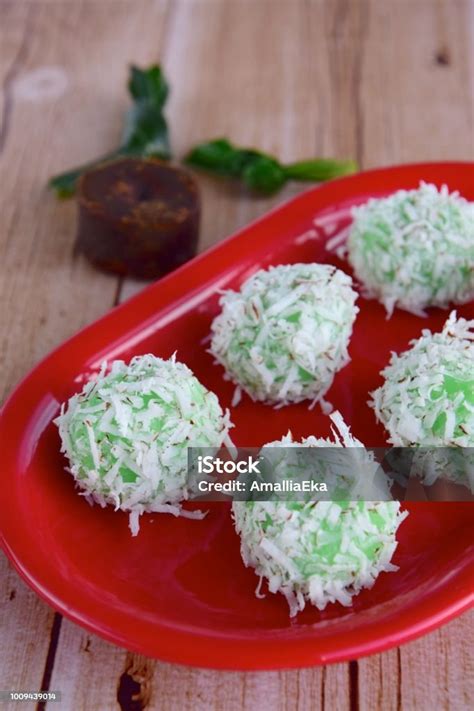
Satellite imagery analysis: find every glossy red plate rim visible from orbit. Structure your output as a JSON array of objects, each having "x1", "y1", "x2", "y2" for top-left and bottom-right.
[{"x1": 1, "y1": 162, "x2": 473, "y2": 669}]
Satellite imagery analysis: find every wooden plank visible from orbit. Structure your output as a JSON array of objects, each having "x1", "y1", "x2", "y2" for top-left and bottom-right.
[
  {"x1": 0, "y1": 0, "x2": 128, "y2": 402},
  {"x1": 121, "y1": 0, "x2": 327, "y2": 301},
  {"x1": 400, "y1": 610, "x2": 474, "y2": 711},
  {"x1": 358, "y1": 649, "x2": 400, "y2": 711},
  {"x1": 50, "y1": 628, "x2": 351, "y2": 711},
  {"x1": 0, "y1": 0, "x2": 472, "y2": 709},
  {"x1": 354, "y1": 1, "x2": 474, "y2": 708},
  {"x1": 47, "y1": 0, "x2": 349, "y2": 707},
  {"x1": 358, "y1": 613, "x2": 474, "y2": 711},
  {"x1": 0, "y1": 4, "x2": 54, "y2": 699},
  {"x1": 44, "y1": 620, "x2": 126, "y2": 710},
  {"x1": 0, "y1": 0, "x2": 164, "y2": 701},
  {"x1": 0, "y1": 560, "x2": 54, "y2": 703},
  {"x1": 359, "y1": 612, "x2": 474, "y2": 711},
  {"x1": 357, "y1": 0, "x2": 474, "y2": 168}
]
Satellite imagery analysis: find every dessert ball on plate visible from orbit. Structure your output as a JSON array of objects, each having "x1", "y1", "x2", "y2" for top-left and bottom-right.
[
  {"x1": 371, "y1": 312, "x2": 474, "y2": 488},
  {"x1": 347, "y1": 182, "x2": 474, "y2": 316},
  {"x1": 210, "y1": 263, "x2": 358, "y2": 409},
  {"x1": 371, "y1": 312, "x2": 474, "y2": 447},
  {"x1": 232, "y1": 412, "x2": 407, "y2": 616},
  {"x1": 55, "y1": 354, "x2": 233, "y2": 535}
]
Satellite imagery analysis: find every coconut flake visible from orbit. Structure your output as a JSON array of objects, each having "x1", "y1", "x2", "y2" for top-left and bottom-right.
[
  {"x1": 347, "y1": 182, "x2": 474, "y2": 316},
  {"x1": 210, "y1": 263, "x2": 358, "y2": 408},
  {"x1": 232, "y1": 414, "x2": 406, "y2": 616},
  {"x1": 55, "y1": 354, "x2": 233, "y2": 534},
  {"x1": 370, "y1": 313, "x2": 474, "y2": 487}
]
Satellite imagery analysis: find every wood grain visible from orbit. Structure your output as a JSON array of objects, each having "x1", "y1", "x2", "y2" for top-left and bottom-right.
[{"x1": 0, "y1": 1, "x2": 473, "y2": 710}]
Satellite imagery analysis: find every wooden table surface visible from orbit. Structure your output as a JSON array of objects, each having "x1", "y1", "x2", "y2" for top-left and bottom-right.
[{"x1": 1, "y1": 1, "x2": 473, "y2": 709}]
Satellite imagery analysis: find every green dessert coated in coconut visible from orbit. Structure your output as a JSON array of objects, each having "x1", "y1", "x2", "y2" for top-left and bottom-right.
[
  {"x1": 347, "y1": 182, "x2": 474, "y2": 316},
  {"x1": 371, "y1": 312, "x2": 474, "y2": 447},
  {"x1": 232, "y1": 412, "x2": 407, "y2": 616},
  {"x1": 210, "y1": 263, "x2": 358, "y2": 409},
  {"x1": 371, "y1": 312, "x2": 474, "y2": 488},
  {"x1": 55, "y1": 354, "x2": 233, "y2": 535}
]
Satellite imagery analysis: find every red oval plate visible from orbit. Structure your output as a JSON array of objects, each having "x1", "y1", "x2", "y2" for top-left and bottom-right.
[{"x1": 1, "y1": 163, "x2": 473, "y2": 669}]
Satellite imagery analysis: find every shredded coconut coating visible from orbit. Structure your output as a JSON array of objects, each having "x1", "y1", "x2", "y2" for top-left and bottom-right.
[
  {"x1": 232, "y1": 413, "x2": 407, "y2": 616},
  {"x1": 55, "y1": 354, "x2": 233, "y2": 535},
  {"x1": 371, "y1": 312, "x2": 474, "y2": 446},
  {"x1": 347, "y1": 182, "x2": 474, "y2": 316},
  {"x1": 370, "y1": 312, "x2": 474, "y2": 487},
  {"x1": 210, "y1": 263, "x2": 358, "y2": 407}
]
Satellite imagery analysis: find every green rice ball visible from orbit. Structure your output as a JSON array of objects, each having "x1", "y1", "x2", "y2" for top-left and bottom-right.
[
  {"x1": 347, "y1": 183, "x2": 474, "y2": 316},
  {"x1": 371, "y1": 312, "x2": 474, "y2": 446},
  {"x1": 210, "y1": 263, "x2": 358, "y2": 408},
  {"x1": 232, "y1": 413, "x2": 407, "y2": 616},
  {"x1": 55, "y1": 354, "x2": 233, "y2": 534},
  {"x1": 371, "y1": 312, "x2": 474, "y2": 487}
]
